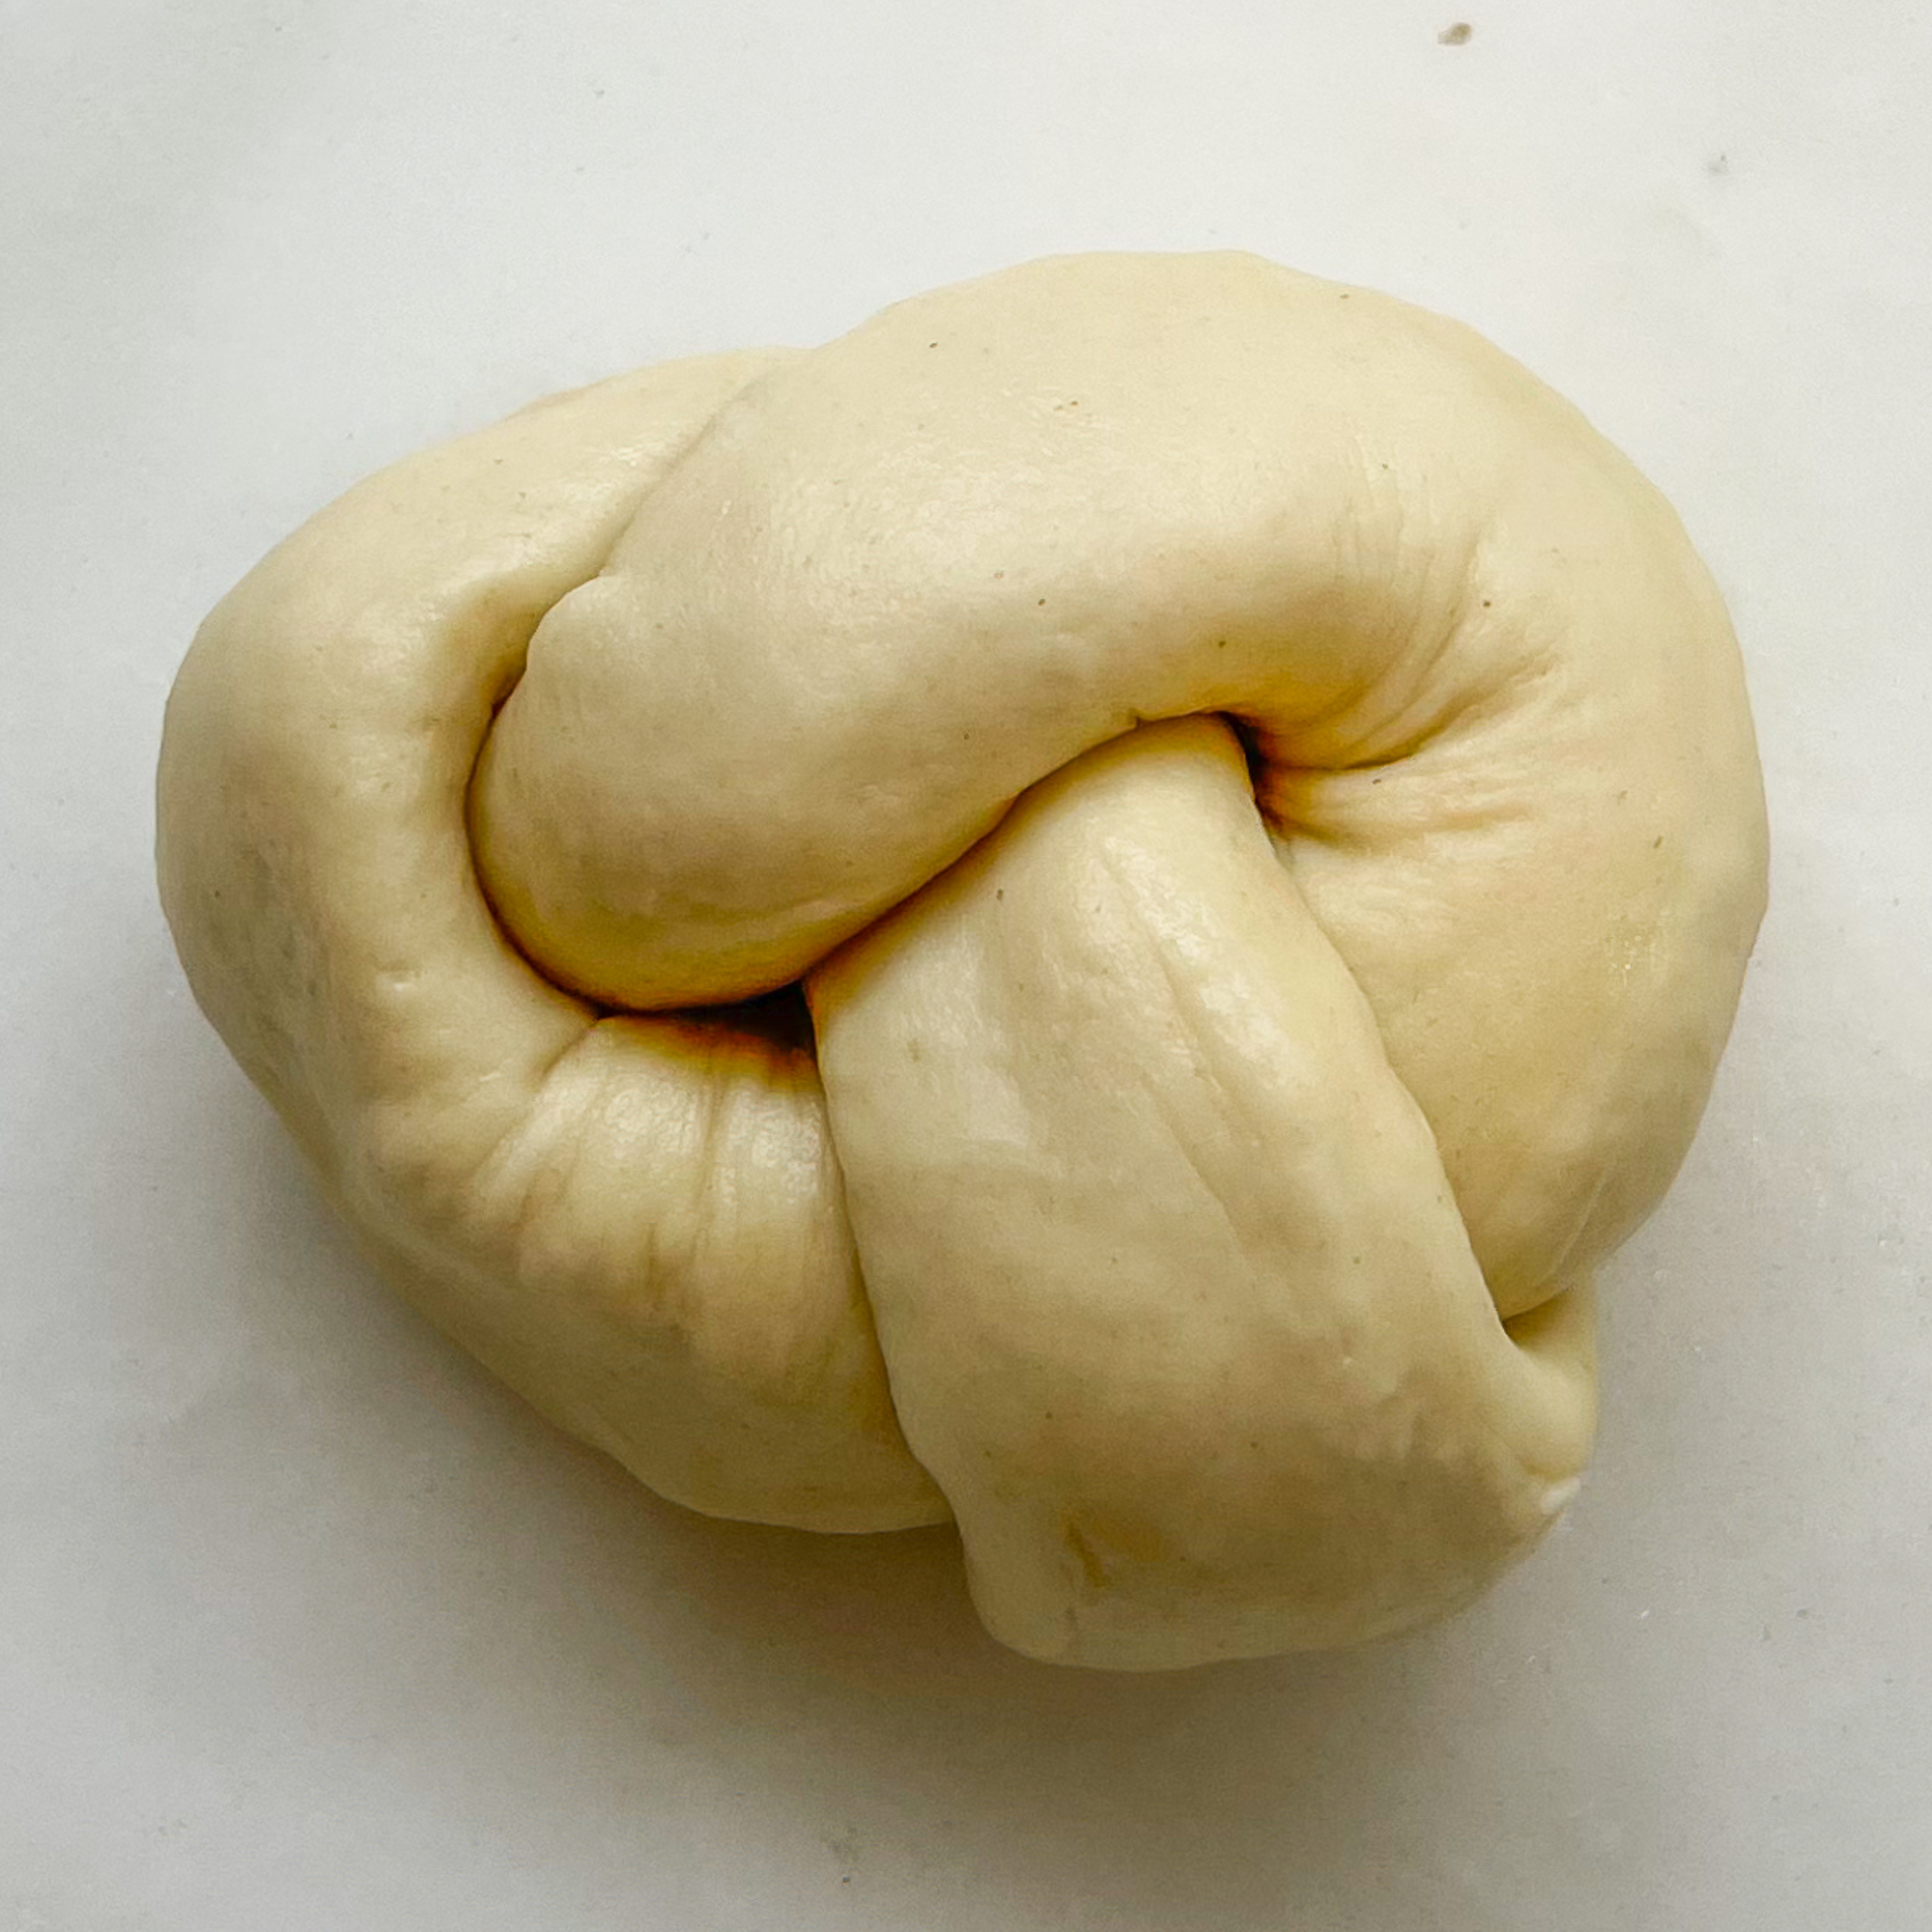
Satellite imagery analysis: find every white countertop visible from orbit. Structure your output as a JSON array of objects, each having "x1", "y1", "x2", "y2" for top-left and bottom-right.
[{"x1": 6, "y1": 4, "x2": 1928, "y2": 1927}]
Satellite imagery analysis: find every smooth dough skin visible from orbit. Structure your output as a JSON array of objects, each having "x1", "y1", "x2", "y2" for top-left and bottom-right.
[{"x1": 156, "y1": 253, "x2": 1768, "y2": 1668}]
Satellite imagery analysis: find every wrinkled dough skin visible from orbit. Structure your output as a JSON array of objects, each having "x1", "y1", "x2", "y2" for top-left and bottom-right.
[{"x1": 157, "y1": 253, "x2": 1767, "y2": 1669}]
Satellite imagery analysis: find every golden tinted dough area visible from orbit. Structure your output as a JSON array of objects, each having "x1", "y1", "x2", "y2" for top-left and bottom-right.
[{"x1": 156, "y1": 252, "x2": 1768, "y2": 1668}]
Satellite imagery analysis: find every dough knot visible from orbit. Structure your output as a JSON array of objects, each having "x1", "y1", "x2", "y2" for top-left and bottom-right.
[{"x1": 157, "y1": 253, "x2": 1767, "y2": 1666}]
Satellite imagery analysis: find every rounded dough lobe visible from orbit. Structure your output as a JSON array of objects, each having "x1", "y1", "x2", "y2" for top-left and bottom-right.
[
  {"x1": 157, "y1": 352, "x2": 945, "y2": 1534},
  {"x1": 158, "y1": 252, "x2": 1768, "y2": 1668}
]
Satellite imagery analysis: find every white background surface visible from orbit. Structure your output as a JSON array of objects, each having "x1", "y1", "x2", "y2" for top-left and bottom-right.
[{"x1": 6, "y1": 3, "x2": 1929, "y2": 1927}]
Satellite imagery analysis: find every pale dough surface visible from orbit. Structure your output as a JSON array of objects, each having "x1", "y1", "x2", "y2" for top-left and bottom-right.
[{"x1": 156, "y1": 252, "x2": 1767, "y2": 1667}]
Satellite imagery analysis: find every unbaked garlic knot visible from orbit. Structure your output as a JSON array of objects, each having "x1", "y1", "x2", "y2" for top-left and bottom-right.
[{"x1": 156, "y1": 252, "x2": 1767, "y2": 1668}]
